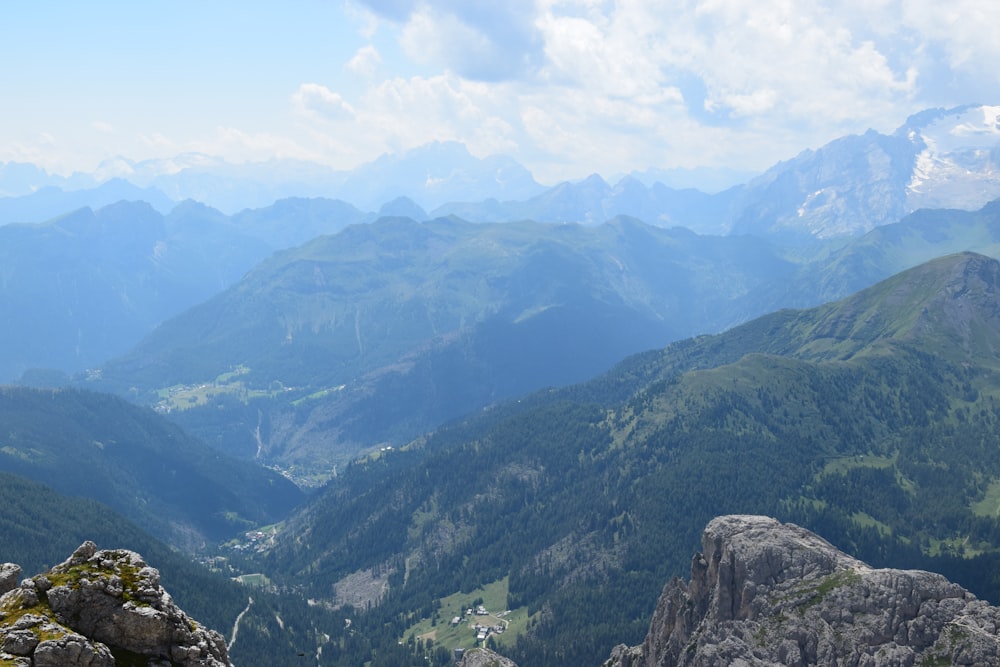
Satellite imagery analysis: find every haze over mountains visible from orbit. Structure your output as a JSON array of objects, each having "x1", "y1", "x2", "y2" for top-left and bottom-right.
[
  {"x1": 4, "y1": 105, "x2": 997, "y2": 234},
  {"x1": 0, "y1": 105, "x2": 994, "y2": 382},
  {"x1": 5, "y1": 104, "x2": 1000, "y2": 665}
]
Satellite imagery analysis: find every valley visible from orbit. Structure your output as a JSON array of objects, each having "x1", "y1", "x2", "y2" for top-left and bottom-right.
[{"x1": 4, "y1": 104, "x2": 1000, "y2": 665}]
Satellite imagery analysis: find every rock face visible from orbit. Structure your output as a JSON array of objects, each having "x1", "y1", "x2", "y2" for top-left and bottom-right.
[
  {"x1": 456, "y1": 647, "x2": 519, "y2": 667},
  {"x1": 0, "y1": 541, "x2": 232, "y2": 666},
  {"x1": 605, "y1": 515, "x2": 1000, "y2": 667}
]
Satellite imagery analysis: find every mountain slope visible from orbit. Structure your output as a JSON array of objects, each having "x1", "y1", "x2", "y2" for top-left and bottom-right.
[
  {"x1": 792, "y1": 198, "x2": 1000, "y2": 305},
  {"x1": 0, "y1": 472, "x2": 256, "y2": 639},
  {"x1": 0, "y1": 196, "x2": 371, "y2": 383},
  {"x1": 90, "y1": 215, "x2": 794, "y2": 480},
  {"x1": 250, "y1": 252, "x2": 1000, "y2": 665},
  {"x1": 0, "y1": 178, "x2": 175, "y2": 223},
  {"x1": 0, "y1": 386, "x2": 303, "y2": 549},
  {"x1": 435, "y1": 105, "x2": 1000, "y2": 240},
  {"x1": 0, "y1": 201, "x2": 265, "y2": 381},
  {"x1": 731, "y1": 104, "x2": 1000, "y2": 240}
]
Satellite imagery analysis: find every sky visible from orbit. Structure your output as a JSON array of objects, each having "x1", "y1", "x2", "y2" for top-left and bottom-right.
[{"x1": 2, "y1": 0, "x2": 999, "y2": 186}]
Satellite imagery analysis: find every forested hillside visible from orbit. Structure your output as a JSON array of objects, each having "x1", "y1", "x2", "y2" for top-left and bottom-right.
[
  {"x1": 242, "y1": 253, "x2": 1000, "y2": 665},
  {"x1": 91, "y1": 215, "x2": 794, "y2": 482},
  {"x1": 0, "y1": 386, "x2": 302, "y2": 549}
]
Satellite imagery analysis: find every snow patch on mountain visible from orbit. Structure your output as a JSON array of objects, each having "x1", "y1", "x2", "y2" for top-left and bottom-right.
[{"x1": 906, "y1": 105, "x2": 1000, "y2": 212}]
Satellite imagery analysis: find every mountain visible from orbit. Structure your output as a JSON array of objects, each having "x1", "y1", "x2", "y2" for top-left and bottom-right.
[
  {"x1": 606, "y1": 515, "x2": 1000, "y2": 667},
  {"x1": 430, "y1": 174, "x2": 739, "y2": 234},
  {"x1": 242, "y1": 252, "x2": 1000, "y2": 665},
  {"x1": 0, "y1": 161, "x2": 60, "y2": 197},
  {"x1": 0, "y1": 541, "x2": 232, "y2": 666},
  {"x1": 0, "y1": 178, "x2": 175, "y2": 224},
  {"x1": 335, "y1": 141, "x2": 545, "y2": 211},
  {"x1": 377, "y1": 195, "x2": 427, "y2": 221},
  {"x1": 0, "y1": 386, "x2": 303, "y2": 549},
  {"x1": 3, "y1": 105, "x2": 998, "y2": 238},
  {"x1": 0, "y1": 197, "x2": 372, "y2": 383},
  {"x1": 2, "y1": 142, "x2": 544, "y2": 215},
  {"x1": 228, "y1": 196, "x2": 372, "y2": 249},
  {"x1": 0, "y1": 201, "x2": 264, "y2": 381},
  {"x1": 65, "y1": 143, "x2": 545, "y2": 214},
  {"x1": 88, "y1": 215, "x2": 795, "y2": 482},
  {"x1": 132, "y1": 155, "x2": 348, "y2": 214},
  {"x1": 88, "y1": 202, "x2": 1000, "y2": 483},
  {"x1": 731, "y1": 104, "x2": 1000, "y2": 240},
  {"x1": 436, "y1": 105, "x2": 1000, "y2": 240},
  {"x1": 0, "y1": 471, "x2": 244, "y2": 606},
  {"x1": 626, "y1": 165, "x2": 757, "y2": 193}
]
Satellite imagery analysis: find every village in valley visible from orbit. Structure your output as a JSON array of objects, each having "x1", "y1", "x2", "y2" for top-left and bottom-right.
[
  {"x1": 451, "y1": 603, "x2": 509, "y2": 644},
  {"x1": 403, "y1": 577, "x2": 529, "y2": 662}
]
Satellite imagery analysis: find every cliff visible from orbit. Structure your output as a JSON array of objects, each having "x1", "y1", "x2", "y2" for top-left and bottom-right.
[
  {"x1": 0, "y1": 541, "x2": 231, "y2": 666},
  {"x1": 457, "y1": 647, "x2": 519, "y2": 667},
  {"x1": 605, "y1": 515, "x2": 1000, "y2": 666}
]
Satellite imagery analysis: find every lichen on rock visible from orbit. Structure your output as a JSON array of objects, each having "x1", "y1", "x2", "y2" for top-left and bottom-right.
[{"x1": 0, "y1": 541, "x2": 231, "y2": 667}]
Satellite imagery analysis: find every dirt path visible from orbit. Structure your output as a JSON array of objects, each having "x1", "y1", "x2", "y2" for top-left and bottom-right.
[{"x1": 228, "y1": 596, "x2": 253, "y2": 652}]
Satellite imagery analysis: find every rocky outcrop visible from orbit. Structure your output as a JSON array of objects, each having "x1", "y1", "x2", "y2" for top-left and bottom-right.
[
  {"x1": 456, "y1": 647, "x2": 519, "y2": 667},
  {"x1": 0, "y1": 541, "x2": 231, "y2": 666},
  {"x1": 605, "y1": 515, "x2": 1000, "y2": 666}
]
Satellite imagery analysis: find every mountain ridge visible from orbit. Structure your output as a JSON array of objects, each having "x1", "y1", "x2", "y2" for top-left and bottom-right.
[
  {"x1": 4, "y1": 104, "x2": 997, "y2": 238},
  {"x1": 88, "y1": 215, "x2": 795, "y2": 480},
  {"x1": 604, "y1": 515, "x2": 1000, "y2": 667}
]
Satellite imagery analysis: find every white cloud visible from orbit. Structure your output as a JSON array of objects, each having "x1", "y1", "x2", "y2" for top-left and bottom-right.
[
  {"x1": 346, "y1": 45, "x2": 382, "y2": 77},
  {"x1": 360, "y1": 0, "x2": 545, "y2": 81},
  {"x1": 292, "y1": 83, "x2": 357, "y2": 121},
  {"x1": 23, "y1": 0, "x2": 985, "y2": 183}
]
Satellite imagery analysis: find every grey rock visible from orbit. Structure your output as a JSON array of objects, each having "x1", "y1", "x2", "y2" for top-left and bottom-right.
[
  {"x1": 0, "y1": 563, "x2": 20, "y2": 595},
  {"x1": 2, "y1": 628, "x2": 38, "y2": 655},
  {"x1": 0, "y1": 542, "x2": 233, "y2": 667},
  {"x1": 605, "y1": 515, "x2": 1000, "y2": 667},
  {"x1": 32, "y1": 632, "x2": 114, "y2": 667},
  {"x1": 456, "y1": 647, "x2": 519, "y2": 667},
  {"x1": 0, "y1": 653, "x2": 32, "y2": 667}
]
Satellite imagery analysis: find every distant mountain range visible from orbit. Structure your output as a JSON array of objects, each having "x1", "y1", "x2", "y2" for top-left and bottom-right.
[
  {"x1": 0, "y1": 142, "x2": 546, "y2": 217},
  {"x1": 0, "y1": 198, "x2": 373, "y2": 382},
  {"x1": 3, "y1": 104, "x2": 995, "y2": 234}
]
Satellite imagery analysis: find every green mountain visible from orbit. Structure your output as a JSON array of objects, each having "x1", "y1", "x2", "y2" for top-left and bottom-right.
[
  {"x1": 0, "y1": 386, "x2": 303, "y2": 549},
  {"x1": 0, "y1": 201, "x2": 267, "y2": 382},
  {"x1": 786, "y1": 198, "x2": 1000, "y2": 306},
  {"x1": 88, "y1": 215, "x2": 794, "y2": 482},
  {"x1": 0, "y1": 197, "x2": 370, "y2": 383},
  {"x1": 246, "y1": 252, "x2": 1000, "y2": 665}
]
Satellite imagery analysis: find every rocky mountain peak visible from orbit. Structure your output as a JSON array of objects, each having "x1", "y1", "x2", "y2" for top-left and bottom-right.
[
  {"x1": 0, "y1": 541, "x2": 231, "y2": 666},
  {"x1": 456, "y1": 647, "x2": 519, "y2": 667},
  {"x1": 605, "y1": 515, "x2": 1000, "y2": 667}
]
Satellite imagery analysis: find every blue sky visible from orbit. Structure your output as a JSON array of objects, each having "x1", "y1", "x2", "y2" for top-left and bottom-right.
[{"x1": 3, "y1": 1, "x2": 998, "y2": 185}]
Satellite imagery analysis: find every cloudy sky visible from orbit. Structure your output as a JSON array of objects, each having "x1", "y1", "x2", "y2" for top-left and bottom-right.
[{"x1": 3, "y1": 1, "x2": 998, "y2": 185}]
